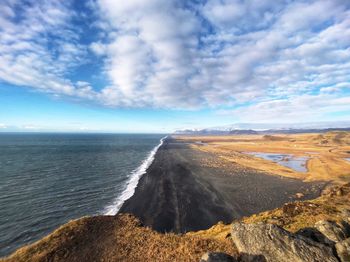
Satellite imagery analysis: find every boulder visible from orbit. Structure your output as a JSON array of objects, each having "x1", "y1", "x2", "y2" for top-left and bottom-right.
[
  {"x1": 341, "y1": 209, "x2": 350, "y2": 223},
  {"x1": 295, "y1": 193, "x2": 305, "y2": 199},
  {"x1": 314, "y1": 220, "x2": 348, "y2": 243},
  {"x1": 335, "y1": 238, "x2": 350, "y2": 262},
  {"x1": 336, "y1": 188, "x2": 344, "y2": 196},
  {"x1": 238, "y1": 253, "x2": 267, "y2": 262},
  {"x1": 340, "y1": 220, "x2": 350, "y2": 236},
  {"x1": 296, "y1": 227, "x2": 334, "y2": 246},
  {"x1": 231, "y1": 222, "x2": 338, "y2": 262},
  {"x1": 200, "y1": 252, "x2": 236, "y2": 262}
]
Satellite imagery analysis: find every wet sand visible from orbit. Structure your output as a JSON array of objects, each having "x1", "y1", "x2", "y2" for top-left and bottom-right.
[{"x1": 119, "y1": 137, "x2": 325, "y2": 233}]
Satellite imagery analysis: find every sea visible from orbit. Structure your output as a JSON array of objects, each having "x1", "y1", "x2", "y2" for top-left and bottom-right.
[{"x1": 0, "y1": 133, "x2": 165, "y2": 257}]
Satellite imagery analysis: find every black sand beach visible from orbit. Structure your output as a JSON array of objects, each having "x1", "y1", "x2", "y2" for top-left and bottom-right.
[{"x1": 119, "y1": 137, "x2": 325, "y2": 233}]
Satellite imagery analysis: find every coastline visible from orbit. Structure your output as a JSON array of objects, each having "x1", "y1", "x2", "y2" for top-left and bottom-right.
[
  {"x1": 119, "y1": 137, "x2": 326, "y2": 233},
  {"x1": 4, "y1": 134, "x2": 350, "y2": 261},
  {"x1": 104, "y1": 135, "x2": 167, "y2": 215}
]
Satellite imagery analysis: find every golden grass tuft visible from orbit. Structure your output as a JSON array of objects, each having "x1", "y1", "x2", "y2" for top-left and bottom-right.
[{"x1": 2, "y1": 214, "x2": 236, "y2": 262}]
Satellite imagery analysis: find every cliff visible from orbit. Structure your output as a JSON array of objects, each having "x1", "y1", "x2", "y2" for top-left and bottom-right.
[{"x1": 2, "y1": 183, "x2": 350, "y2": 262}]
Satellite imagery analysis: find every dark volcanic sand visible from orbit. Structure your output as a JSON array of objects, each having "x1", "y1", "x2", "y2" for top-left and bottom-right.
[{"x1": 119, "y1": 138, "x2": 325, "y2": 233}]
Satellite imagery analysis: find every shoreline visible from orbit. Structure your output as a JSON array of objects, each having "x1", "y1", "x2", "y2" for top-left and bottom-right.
[
  {"x1": 104, "y1": 135, "x2": 167, "y2": 215},
  {"x1": 119, "y1": 137, "x2": 326, "y2": 233}
]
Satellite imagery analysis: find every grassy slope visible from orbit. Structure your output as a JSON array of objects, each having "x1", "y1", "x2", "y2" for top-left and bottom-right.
[
  {"x1": 2, "y1": 214, "x2": 236, "y2": 262},
  {"x1": 3, "y1": 183, "x2": 349, "y2": 262}
]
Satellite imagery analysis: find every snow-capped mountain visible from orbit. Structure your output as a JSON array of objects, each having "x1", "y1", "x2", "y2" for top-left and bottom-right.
[{"x1": 174, "y1": 121, "x2": 350, "y2": 135}]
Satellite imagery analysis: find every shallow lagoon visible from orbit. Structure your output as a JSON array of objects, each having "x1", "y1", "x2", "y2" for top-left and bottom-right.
[{"x1": 245, "y1": 152, "x2": 309, "y2": 172}]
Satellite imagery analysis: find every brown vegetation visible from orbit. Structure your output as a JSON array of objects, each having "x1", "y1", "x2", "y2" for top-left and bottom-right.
[
  {"x1": 3, "y1": 182, "x2": 350, "y2": 262},
  {"x1": 176, "y1": 132, "x2": 350, "y2": 182},
  {"x1": 2, "y1": 214, "x2": 236, "y2": 262}
]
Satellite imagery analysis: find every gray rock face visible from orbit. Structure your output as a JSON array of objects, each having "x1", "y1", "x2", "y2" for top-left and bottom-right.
[
  {"x1": 296, "y1": 227, "x2": 334, "y2": 246},
  {"x1": 341, "y1": 209, "x2": 350, "y2": 223},
  {"x1": 231, "y1": 222, "x2": 338, "y2": 262},
  {"x1": 314, "y1": 220, "x2": 349, "y2": 243},
  {"x1": 200, "y1": 252, "x2": 236, "y2": 262},
  {"x1": 336, "y1": 238, "x2": 350, "y2": 262}
]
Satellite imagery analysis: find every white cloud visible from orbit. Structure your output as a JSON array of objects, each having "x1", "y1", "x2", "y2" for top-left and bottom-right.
[
  {"x1": 220, "y1": 93, "x2": 350, "y2": 122},
  {"x1": 90, "y1": 41, "x2": 107, "y2": 56},
  {"x1": 0, "y1": 0, "x2": 349, "y2": 120},
  {"x1": 0, "y1": 0, "x2": 96, "y2": 100},
  {"x1": 92, "y1": 0, "x2": 350, "y2": 109}
]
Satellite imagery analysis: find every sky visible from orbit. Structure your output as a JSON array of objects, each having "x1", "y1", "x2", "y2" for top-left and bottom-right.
[{"x1": 0, "y1": 0, "x2": 349, "y2": 133}]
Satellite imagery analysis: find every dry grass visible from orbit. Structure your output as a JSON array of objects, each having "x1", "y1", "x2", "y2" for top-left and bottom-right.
[
  {"x1": 2, "y1": 214, "x2": 236, "y2": 262},
  {"x1": 3, "y1": 183, "x2": 349, "y2": 262},
  {"x1": 176, "y1": 132, "x2": 350, "y2": 182}
]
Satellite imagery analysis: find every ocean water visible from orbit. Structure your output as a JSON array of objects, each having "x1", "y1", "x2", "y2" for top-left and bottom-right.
[{"x1": 0, "y1": 133, "x2": 165, "y2": 257}]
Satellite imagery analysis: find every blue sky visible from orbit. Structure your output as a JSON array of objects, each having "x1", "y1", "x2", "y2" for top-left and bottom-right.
[{"x1": 0, "y1": 0, "x2": 349, "y2": 133}]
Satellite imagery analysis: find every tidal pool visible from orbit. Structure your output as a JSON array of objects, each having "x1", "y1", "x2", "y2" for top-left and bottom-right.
[{"x1": 244, "y1": 152, "x2": 309, "y2": 172}]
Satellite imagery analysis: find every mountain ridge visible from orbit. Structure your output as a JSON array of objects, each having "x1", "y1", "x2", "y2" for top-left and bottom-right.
[{"x1": 175, "y1": 122, "x2": 350, "y2": 135}]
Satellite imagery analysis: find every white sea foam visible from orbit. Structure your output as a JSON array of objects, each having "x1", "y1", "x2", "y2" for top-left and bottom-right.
[{"x1": 103, "y1": 136, "x2": 167, "y2": 215}]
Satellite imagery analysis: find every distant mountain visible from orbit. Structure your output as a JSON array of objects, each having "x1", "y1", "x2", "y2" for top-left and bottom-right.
[
  {"x1": 174, "y1": 122, "x2": 350, "y2": 135},
  {"x1": 229, "y1": 129, "x2": 258, "y2": 135}
]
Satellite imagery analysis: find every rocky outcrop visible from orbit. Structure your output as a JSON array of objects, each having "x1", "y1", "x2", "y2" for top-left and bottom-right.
[
  {"x1": 341, "y1": 209, "x2": 350, "y2": 223},
  {"x1": 314, "y1": 220, "x2": 349, "y2": 243},
  {"x1": 200, "y1": 252, "x2": 236, "y2": 262},
  {"x1": 336, "y1": 238, "x2": 350, "y2": 262},
  {"x1": 231, "y1": 222, "x2": 338, "y2": 262},
  {"x1": 295, "y1": 227, "x2": 334, "y2": 246}
]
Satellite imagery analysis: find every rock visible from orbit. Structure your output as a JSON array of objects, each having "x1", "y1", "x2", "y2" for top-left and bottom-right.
[
  {"x1": 231, "y1": 222, "x2": 338, "y2": 262},
  {"x1": 341, "y1": 209, "x2": 350, "y2": 223},
  {"x1": 339, "y1": 220, "x2": 350, "y2": 237},
  {"x1": 314, "y1": 220, "x2": 348, "y2": 243},
  {"x1": 335, "y1": 238, "x2": 350, "y2": 262},
  {"x1": 282, "y1": 202, "x2": 303, "y2": 216},
  {"x1": 336, "y1": 188, "x2": 344, "y2": 196},
  {"x1": 295, "y1": 193, "x2": 304, "y2": 199},
  {"x1": 296, "y1": 227, "x2": 334, "y2": 246},
  {"x1": 200, "y1": 252, "x2": 236, "y2": 262},
  {"x1": 238, "y1": 253, "x2": 267, "y2": 262},
  {"x1": 322, "y1": 187, "x2": 332, "y2": 196}
]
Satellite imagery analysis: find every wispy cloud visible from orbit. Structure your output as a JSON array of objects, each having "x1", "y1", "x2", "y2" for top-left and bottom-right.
[
  {"x1": 0, "y1": 0, "x2": 349, "y2": 121},
  {"x1": 218, "y1": 93, "x2": 350, "y2": 122},
  {"x1": 0, "y1": 0, "x2": 97, "y2": 99}
]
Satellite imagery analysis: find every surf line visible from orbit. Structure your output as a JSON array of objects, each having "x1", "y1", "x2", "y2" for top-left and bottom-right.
[{"x1": 104, "y1": 135, "x2": 168, "y2": 215}]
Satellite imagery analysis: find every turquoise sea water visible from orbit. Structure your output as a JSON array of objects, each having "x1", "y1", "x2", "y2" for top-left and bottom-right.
[{"x1": 0, "y1": 133, "x2": 164, "y2": 257}]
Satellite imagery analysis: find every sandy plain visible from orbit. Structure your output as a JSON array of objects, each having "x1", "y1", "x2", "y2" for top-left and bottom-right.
[{"x1": 176, "y1": 131, "x2": 350, "y2": 183}]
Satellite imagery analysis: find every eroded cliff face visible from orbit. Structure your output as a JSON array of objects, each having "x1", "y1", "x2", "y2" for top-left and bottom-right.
[{"x1": 2, "y1": 183, "x2": 350, "y2": 262}]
